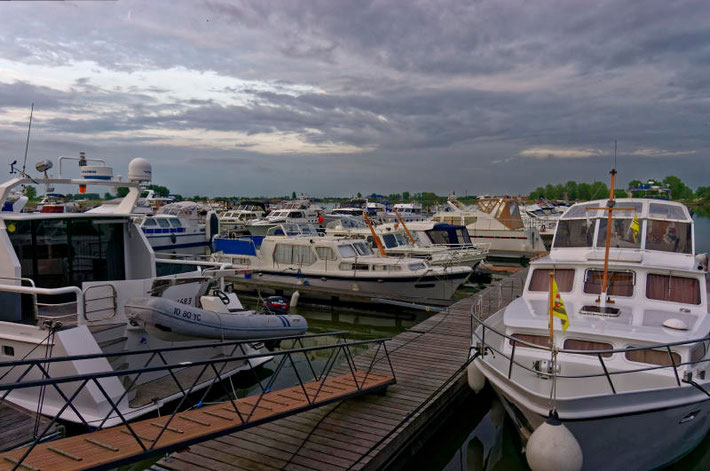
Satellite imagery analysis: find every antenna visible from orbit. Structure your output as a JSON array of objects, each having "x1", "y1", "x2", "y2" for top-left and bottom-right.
[
  {"x1": 614, "y1": 140, "x2": 617, "y2": 170},
  {"x1": 21, "y1": 103, "x2": 34, "y2": 177}
]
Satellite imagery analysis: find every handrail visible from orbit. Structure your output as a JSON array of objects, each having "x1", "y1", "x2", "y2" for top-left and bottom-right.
[
  {"x1": 0, "y1": 330, "x2": 351, "y2": 369},
  {"x1": 471, "y1": 302, "x2": 710, "y2": 356},
  {"x1": 0, "y1": 283, "x2": 84, "y2": 320},
  {"x1": 0, "y1": 336, "x2": 392, "y2": 391}
]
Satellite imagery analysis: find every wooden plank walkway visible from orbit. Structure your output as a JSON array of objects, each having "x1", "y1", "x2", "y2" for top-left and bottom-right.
[
  {"x1": 0, "y1": 403, "x2": 62, "y2": 452},
  {"x1": 0, "y1": 371, "x2": 393, "y2": 471},
  {"x1": 155, "y1": 267, "x2": 529, "y2": 471}
]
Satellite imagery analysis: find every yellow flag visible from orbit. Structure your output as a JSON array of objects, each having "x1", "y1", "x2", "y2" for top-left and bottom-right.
[
  {"x1": 631, "y1": 214, "x2": 640, "y2": 243},
  {"x1": 552, "y1": 279, "x2": 569, "y2": 333}
]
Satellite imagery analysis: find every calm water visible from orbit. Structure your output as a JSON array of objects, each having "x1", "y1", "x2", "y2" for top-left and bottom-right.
[{"x1": 421, "y1": 213, "x2": 710, "y2": 471}]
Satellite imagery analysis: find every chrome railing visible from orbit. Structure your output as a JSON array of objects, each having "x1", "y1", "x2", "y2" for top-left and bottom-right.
[{"x1": 470, "y1": 297, "x2": 710, "y2": 394}]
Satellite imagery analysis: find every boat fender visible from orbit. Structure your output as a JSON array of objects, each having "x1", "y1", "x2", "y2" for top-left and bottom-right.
[
  {"x1": 525, "y1": 411, "x2": 583, "y2": 471},
  {"x1": 290, "y1": 290, "x2": 300, "y2": 308},
  {"x1": 467, "y1": 361, "x2": 486, "y2": 393},
  {"x1": 170, "y1": 233, "x2": 177, "y2": 244}
]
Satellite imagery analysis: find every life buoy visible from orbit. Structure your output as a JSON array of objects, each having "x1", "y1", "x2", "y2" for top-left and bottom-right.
[{"x1": 170, "y1": 233, "x2": 177, "y2": 244}]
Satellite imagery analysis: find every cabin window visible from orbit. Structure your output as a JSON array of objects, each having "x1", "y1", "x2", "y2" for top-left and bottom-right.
[
  {"x1": 648, "y1": 203, "x2": 687, "y2": 220},
  {"x1": 408, "y1": 262, "x2": 426, "y2": 271},
  {"x1": 563, "y1": 339, "x2": 613, "y2": 358},
  {"x1": 528, "y1": 269, "x2": 575, "y2": 293},
  {"x1": 339, "y1": 263, "x2": 369, "y2": 271},
  {"x1": 156, "y1": 218, "x2": 171, "y2": 228},
  {"x1": 382, "y1": 234, "x2": 398, "y2": 249},
  {"x1": 353, "y1": 242, "x2": 373, "y2": 256},
  {"x1": 169, "y1": 218, "x2": 182, "y2": 228},
  {"x1": 2, "y1": 346, "x2": 14, "y2": 357},
  {"x1": 395, "y1": 234, "x2": 409, "y2": 246},
  {"x1": 646, "y1": 274, "x2": 700, "y2": 304},
  {"x1": 509, "y1": 333, "x2": 549, "y2": 348},
  {"x1": 273, "y1": 244, "x2": 316, "y2": 266},
  {"x1": 143, "y1": 218, "x2": 157, "y2": 227},
  {"x1": 6, "y1": 218, "x2": 126, "y2": 291},
  {"x1": 426, "y1": 229, "x2": 451, "y2": 245},
  {"x1": 596, "y1": 218, "x2": 642, "y2": 249},
  {"x1": 583, "y1": 270, "x2": 634, "y2": 297},
  {"x1": 625, "y1": 348, "x2": 680, "y2": 367},
  {"x1": 289, "y1": 212, "x2": 304, "y2": 219},
  {"x1": 337, "y1": 244, "x2": 358, "y2": 258},
  {"x1": 315, "y1": 246, "x2": 337, "y2": 261},
  {"x1": 645, "y1": 220, "x2": 692, "y2": 254},
  {"x1": 553, "y1": 220, "x2": 595, "y2": 248}
]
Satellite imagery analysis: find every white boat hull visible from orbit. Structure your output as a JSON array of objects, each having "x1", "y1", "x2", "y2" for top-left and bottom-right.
[
  {"x1": 145, "y1": 231, "x2": 209, "y2": 250},
  {"x1": 489, "y1": 380, "x2": 710, "y2": 471}
]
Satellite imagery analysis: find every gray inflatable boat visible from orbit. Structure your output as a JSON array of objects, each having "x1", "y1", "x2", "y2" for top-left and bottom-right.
[{"x1": 126, "y1": 296, "x2": 307, "y2": 341}]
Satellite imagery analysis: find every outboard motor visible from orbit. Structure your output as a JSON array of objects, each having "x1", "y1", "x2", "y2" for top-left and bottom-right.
[{"x1": 263, "y1": 296, "x2": 290, "y2": 315}]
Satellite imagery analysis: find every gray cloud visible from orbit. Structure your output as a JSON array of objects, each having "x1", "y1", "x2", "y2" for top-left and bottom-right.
[{"x1": 0, "y1": 0, "x2": 708, "y2": 196}]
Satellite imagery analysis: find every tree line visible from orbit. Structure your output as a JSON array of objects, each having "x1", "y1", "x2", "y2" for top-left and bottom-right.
[{"x1": 530, "y1": 176, "x2": 705, "y2": 202}]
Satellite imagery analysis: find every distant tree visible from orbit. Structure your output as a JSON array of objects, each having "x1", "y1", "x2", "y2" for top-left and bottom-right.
[
  {"x1": 357, "y1": 192, "x2": 362, "y2": 198},
  {"x1": 23, "y1": 185, "x2": 37, "y2": 201},
  {"x1": 116, "y1": 187, "x2": 129, "y2": 198},
  {"x1": 627, "y1": 179, "x2": 643, "y2": 190},
  {"x1": 589, "y1": 181, "x2": 609, "y2": 200},
  {"x1": 104, "y1": 192, "x2": 114, "y2": 200},
  {"x1": 173, "y1": 194, "x2": 184, "y2": 202},
  {"x1": 614, "y1": 189, "x2": 628, "y2": 198},
  {"x1": 291, "y1": 192, "x2": 297, "y2": 200},
  {"x1": 147, "y1": 184, "x2": 170, "y2": 197},
  {"x1": 663, "y1": 176, "x2": 693, "y2": 200},
  {"x1": 696, "y1": 186, "x2": 710, "y2": 200},
  {"x1": 402, "y1": 191, "x2": 410, "y2": 201}
]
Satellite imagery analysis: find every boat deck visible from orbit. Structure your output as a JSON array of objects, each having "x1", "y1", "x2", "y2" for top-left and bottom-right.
[{"x1": 0, "y1": 371, "x2": 393, "y2": 471}]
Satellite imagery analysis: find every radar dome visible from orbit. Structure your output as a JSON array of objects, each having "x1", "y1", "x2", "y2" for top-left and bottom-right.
[{"x1": 128, "y1": 158, "x2": 152, "y2": 183}]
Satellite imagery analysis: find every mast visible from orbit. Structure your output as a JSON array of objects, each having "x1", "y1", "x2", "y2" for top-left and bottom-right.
[{"x1": 600, "y1": 169, "x2": 617, "y2": 309}]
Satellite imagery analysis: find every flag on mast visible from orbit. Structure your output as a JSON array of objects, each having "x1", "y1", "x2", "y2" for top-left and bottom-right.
[
  {"x1": 551, "y1": 279, "x2": 569, "y2": 333},
  {"x1": 630, "y1": 214, "x2": 640, "y2": 243}
]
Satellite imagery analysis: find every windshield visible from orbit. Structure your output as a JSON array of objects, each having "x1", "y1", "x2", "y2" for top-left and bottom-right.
[
  {"x1": 353, "y1": 242, "x2": 373, "y2": 256},
  {"x1": 597, "y1": 218, "x2": 641, "y2": 249},
  {"x1": 337, "y1": 244, "x2": 357, "y2": 258},
  {"x1": 553, "y1": 219, "x2": 595, "y2": 248}
]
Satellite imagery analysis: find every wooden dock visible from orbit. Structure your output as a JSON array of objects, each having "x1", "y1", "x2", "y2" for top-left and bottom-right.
[
  {"x1": 154, "y1": 267, "x2": 528, "y2": 471},
  {"x1": 0, "y1": 403, "x2": 62, "y2": 452},
  {"x1": 0, "y1": 372, "x2": 393, "y2": 471}
]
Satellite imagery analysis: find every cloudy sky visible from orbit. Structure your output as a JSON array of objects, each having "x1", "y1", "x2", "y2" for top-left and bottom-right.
[{"x1": 0, "y1": 0, "x2": 709, "y2": 197}]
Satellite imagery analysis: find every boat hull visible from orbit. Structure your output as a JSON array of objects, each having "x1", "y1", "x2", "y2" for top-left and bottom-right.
[
  {"x1": 145, "y1": 231, "x2": 209, "y2": 250},
  {"x1": 241, "y1": 269, "x2": 471, "y2": 300},
  {"x1": 490, "y1": 381, "x2": 710, "y2": 471}
]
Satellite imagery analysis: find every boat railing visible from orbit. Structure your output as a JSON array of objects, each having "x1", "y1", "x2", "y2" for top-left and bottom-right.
[
  {"x1": 0, "y1": 282, "x2": 84, "y2": 323},
  {"x1": 0, "y1": 331, "x2": 395, "y2": 469},
  {"x1": 469, "y1": 288, "x2": 710, "y2": 394}
]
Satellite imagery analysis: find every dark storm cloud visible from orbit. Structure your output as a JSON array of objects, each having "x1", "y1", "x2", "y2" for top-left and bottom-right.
[{"x1": 0, "y1": 0, "x2": 709, "y2": 196}]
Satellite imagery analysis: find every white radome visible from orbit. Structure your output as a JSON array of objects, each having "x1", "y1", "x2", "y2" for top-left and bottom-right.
[{"x1": 128, "y1": 157, "x2": 152, "y2": 183}]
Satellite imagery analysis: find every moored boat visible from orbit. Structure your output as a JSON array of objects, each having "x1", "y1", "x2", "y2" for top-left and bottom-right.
[{"x1": 468, "y1": 177, "x2": 710, "y2": 471}]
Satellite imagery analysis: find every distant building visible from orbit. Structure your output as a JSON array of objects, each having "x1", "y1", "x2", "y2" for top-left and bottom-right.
[{"x1": 630, "y1": 180, "x2": 671, "y2": 200}]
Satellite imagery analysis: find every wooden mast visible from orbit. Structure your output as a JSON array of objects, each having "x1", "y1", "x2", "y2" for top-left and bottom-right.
[
  {"x1": 393, "y1": 207, "x2": 416, "y2": 244},
  {"x1": 363, "y1": 211, "x2": 386, "y2": 256}
]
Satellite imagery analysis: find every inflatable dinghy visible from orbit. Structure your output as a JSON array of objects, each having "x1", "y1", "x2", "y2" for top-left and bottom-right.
[{"x1": 126, "y1": 296, "x2": 307, "y2": 341}]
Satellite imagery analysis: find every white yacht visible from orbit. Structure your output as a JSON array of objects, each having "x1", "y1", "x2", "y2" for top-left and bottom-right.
[
  {"x1": 433, "y1": 197, "x2": 546, "y2": 261},
  {"x1": 219, "y1": 200, "x2": 268, "y2": 236},
  {"x1": 246, "y1": 200, "x2": 323, "y2": 237},
  {"x1": 214, "y1": 224, "x2": 472, "y2": 301},
  {"x1": 135, "y1": 201, "x2": 219, "y2": 251},
  {"x1": 522, "y1": 201, "x2": 567, "y2": 247},
  {"x1": 326, "y1": 217, "x2": 488, "y2": 268},
  {"x1": 0, "y1": 155, "x2": 301, "y2": 427},
  {"x1": 468, "y1": 195, "x2": 710, "y2": 471},
  {"x1": 389, "y1": 203, "x2": 427, "y2": 222}
]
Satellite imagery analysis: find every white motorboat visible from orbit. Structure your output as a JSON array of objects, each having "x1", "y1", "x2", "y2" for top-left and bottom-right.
[
  {"x1": 0, "y1": 154, "x2": 294, "y2": 427},
  {"x1": 135, "y1": 201, "x2": 219, "y2": 251},
  {"x1": 219, "y1": 200, "x2": 268, "y2": 237},
  {"x1": 387, "y1": 203, "x2": 427, "y2": 222},
  {"x1": 326, "y1": 217, "x2": 488, "y2": 268},
  {"x1": 468, "y1": 184, "x2": 710, "y2": 470},
  {"x1": 246, "y1": 200, "x2": 323, "y2": 237},
  {"x1": 433, "y1": 196, "x2": 546, "y2": 261},
  {"x1": 522, "y1": 201, "x2": 567, "y2": 247},
  {"x1": 214, "y1": 223, "x2": 473, "y2": 301}
]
